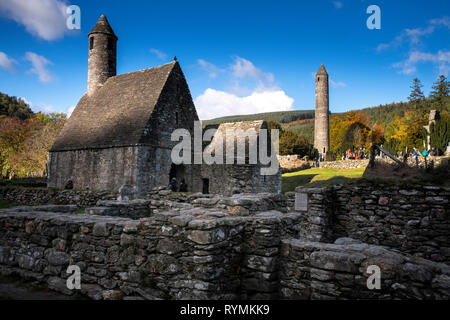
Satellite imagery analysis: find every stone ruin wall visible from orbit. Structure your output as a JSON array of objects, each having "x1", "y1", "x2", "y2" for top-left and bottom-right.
[
  {"x1": 0, "y1": 187, "x2": 115, "y2": 207},
  {"x1": 0, "y1": 197, "x2": 300, "y2": 300},
  {"x1": 0, "y1": 182, "x2": 449, "y2": 300},
  {"x1": 200, "y1": 164, "x2": 281, "y2": 196},
  {"x1": 47, "y1": 146, "x2": 139, "y2": 193},
  {"x1": 296, "y1": 181, "x2": 449, "y2": 264}
]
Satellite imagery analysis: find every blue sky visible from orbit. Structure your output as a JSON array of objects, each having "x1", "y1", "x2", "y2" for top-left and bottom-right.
[{"x1": 0, "y1": 0, "x2": 449, "y2": 119}]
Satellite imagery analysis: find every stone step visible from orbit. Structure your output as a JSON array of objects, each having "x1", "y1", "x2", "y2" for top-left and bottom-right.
[
  {"x1": 85, "y1": 206, "x2": 119, "y2": 216},
  {"x1": 96, "y1": 199, "x2": 151, "y2": 208}
]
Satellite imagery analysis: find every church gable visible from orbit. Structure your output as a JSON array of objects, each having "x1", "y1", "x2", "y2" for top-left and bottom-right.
[{"x1": 139, "y1": 61, "x2": 199, "y2": 146}]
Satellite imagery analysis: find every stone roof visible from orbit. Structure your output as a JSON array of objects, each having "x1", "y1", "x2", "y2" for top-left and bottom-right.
[
  {"x1": 316, "y1": 64, "x2": 328, "y2": 75},
  {"x1": 204, "y1": 120, "x2": 267, "y2": 157},
  {"x1": 88, "y1": 14, "x2": 118, "y2": 40},
  {"x1": 50, "y1": 61, "x2": 177, "y2": 152}
]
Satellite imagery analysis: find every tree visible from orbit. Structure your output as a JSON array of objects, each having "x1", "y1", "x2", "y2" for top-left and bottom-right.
[
  {"x1": 408, "y1": 78, "x2": 425, "y2": 103},
  {"x1": 429, "y1": 75, "x2": 449, "y2": 108},
  {"x1": 0, "y1": 92, "x2": 34, "y2": 120},
  {"x1": 279, "y1": 130, "x2": 312, "y2": 156},
  {"x1": 430, "y1": 115, "x2": 449, "y2": 155}
]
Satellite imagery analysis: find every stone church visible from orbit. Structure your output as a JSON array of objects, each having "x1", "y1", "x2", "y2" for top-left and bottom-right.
[{"x1": 48, "y1": 15, "x2": 280, "y2": 197}]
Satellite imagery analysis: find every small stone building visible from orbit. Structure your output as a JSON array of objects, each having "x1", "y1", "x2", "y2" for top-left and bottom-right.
[
  {"x1": 48, "y1": 15, "x2": 281, "y2": 197},
  {"x1": 201, "y1": 120, "x2": 281, "y2": 195}
]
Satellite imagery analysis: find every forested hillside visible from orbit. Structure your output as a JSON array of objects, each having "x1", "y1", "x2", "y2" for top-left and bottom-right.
[
  {"x1": 0, "y1": 92, "x2": 34, "y2": 120},
  {"x1": 202, "y1": 109, "x2": 315, "y2": 126},
  {"x1": 0, "y1": 92, "x2": 66, "y2": 179}
]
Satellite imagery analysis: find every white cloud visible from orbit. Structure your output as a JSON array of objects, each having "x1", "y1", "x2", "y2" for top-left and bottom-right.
[
  {"x1": 230, "y1": 56, "x2": 275, "y2": 89},
  {"x1": 332, "y1": 1, "x2": 343, "y2": 9},
  {"x1": 19, "y1": 97, "x2": 31, "y2": 106},
  {"x1": 194, "y1": 57, "x2": 296, "y2": 120},
  {"x1": 393, "y1": 50, "x2": 450, "y2": 76},
  {"x1": 149, "y1": 48, "x2": 168, "y2": 60},
  {"x1": 198, "y1": 59, "x2": 224, "y2": 79},
  {"x1": 25, "y1": 51, "x2": 53, "y2": 83},
  {"x1": 377, "y1": 16, "x2": 450, "y2": 52},
  {"x1": 66, "y1": 105, "x2": 75, "y2": 117},
  {"x1": 194, "y1": 88, "x2": 294, "y2": 120},
  {"x1": 0, "y1": 51, "x2": 17, "y2": 71},
  {"x1": 330, "y1": 79, "x2": 346, "y2": 88},
  {"x1": 0, "y1": 0, "x2": 70, "y2": 41}
]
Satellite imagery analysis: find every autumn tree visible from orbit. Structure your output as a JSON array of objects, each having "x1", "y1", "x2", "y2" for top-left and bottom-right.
[{"x1": 0, "y1": 112, "x2": 66, "y2": 178}]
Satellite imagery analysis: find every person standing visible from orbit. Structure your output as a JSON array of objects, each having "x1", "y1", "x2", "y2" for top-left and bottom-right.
[
  {"x1": 179, "y1": 179, "x2": 188, "y2": 192},
  {"x1": 168, "y1": 177, "x2": 177, "y2": 192}
]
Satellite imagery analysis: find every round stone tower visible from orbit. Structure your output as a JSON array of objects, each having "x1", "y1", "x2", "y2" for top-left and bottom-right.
[
  {"x1": 314, "y1": 64, "x2": 330, "y2": 160},
  {"x1": 87, "y1": 15, "x2": 118, "y2": 96}
]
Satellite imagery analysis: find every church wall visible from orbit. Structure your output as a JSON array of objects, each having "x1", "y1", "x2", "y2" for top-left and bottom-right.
[{"x1": 47, "y1": 146, "x2": 138, "y2": 192}]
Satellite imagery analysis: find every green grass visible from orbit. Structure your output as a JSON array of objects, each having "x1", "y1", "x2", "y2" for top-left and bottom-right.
[{"x1": 282, "y1": 167, "x2": 365, "y2": 193}]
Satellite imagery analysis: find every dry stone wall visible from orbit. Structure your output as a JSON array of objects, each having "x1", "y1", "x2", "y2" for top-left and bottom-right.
[
  {"x1": 0, "y1": 187, "x2": 115, "y2": 207},
  {"x1": 280, "y1": 238, "x2": 450, "y2": 300},
  {"x1": 0, "y1": 203, "x2": 301, "y2": 300},
  {"x1": 1, "y1": 181, "x2": 449, "y2": 300},
  {"x1": 295, "y1": 181, "x2": 450, "y2": 264}
]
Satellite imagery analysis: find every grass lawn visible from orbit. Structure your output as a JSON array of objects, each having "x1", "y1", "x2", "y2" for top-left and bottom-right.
[{"x1": 282, "y1": 167, "x2": 365, "y2": 193}]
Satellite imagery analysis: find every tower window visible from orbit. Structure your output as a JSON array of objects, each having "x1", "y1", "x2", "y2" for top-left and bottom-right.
[
  {"x1": 89, "y1": 37, "x2": 94, "y2": 50},
  {"x1": 317, "y1": 77, "x2": 320, "y2": 82}
]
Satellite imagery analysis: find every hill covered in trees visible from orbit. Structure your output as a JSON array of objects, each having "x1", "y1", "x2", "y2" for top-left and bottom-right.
[
  {"x1": 202, "y1": 109, "x2": 316, "y2": 126},
  {"x1": 0, "y1": 92, "x2": 34, "y2": 120}
]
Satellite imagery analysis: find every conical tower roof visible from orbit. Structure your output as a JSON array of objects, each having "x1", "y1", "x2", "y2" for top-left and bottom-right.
[
  {"x1": 88, "y1": 14, "x2": 118, "y2": 40},
  {"x1": 316, "y1": 64, "x2": 328, "y2": 75}
]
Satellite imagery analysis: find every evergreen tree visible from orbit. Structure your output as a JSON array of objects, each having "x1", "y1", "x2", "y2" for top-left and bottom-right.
[
  {"x1": 430, "y1": 116, "x2": 449, "y2": 155},
  {"x1": 408, "y1": 78, "x2": 425, "y2": 103},
  {"x1": 429, "y1": 75, "x2": 449, "y2": 108}
]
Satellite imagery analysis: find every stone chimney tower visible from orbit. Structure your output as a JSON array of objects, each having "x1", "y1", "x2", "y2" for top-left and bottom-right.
[
  {"x1": 314, "y1": 64, "x2": 330, "y2": 160},
  {"x1": 87, "y1": 15, "x2": 118, "y2": 96}
]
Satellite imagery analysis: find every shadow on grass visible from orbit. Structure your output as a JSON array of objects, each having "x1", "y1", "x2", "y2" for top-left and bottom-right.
[
  {"x1": 282, "y1": 174, "x2": 361, "y2": 193},
  {"x1": 362, "y1": 159, "x2": 450, "y2": 187}
]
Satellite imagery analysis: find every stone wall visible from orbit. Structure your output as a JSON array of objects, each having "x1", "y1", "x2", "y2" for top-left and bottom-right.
[
  {"x1": 319, "y1": 159, "x2": 369, "y2": 169},
  {"x1": 48, "y1": 146, "x2": 139, "y2": 193},
  {"x1": 0, "y1": 187, "x2": 114, "y2": 207},
  {"x1": 280, "y1": 238, "x2": 450, "y2": 300},
  {"x1": 295, "y1": 181, "x2": 450, "y2": 264},
  {"x1": 0, "y1": 204, "x2": 301, "y2": 300},
  {"x1": 200, "y1": 163, "x2": 281, "y2": 196},
  {"x1": 1, "y1": 181, "x2": 449, "y2": 300}
]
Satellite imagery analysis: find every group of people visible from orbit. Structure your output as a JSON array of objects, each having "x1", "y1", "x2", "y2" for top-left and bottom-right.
[
  {"x1": 409, "y1": 147, "x2": 437, "y2": 158},
  {"x1": 168, "y1": 177, "x2": 188, "y2": 192},
  {"x1": 342, "y1": 148, "x2": 367, "y2": 160}
]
